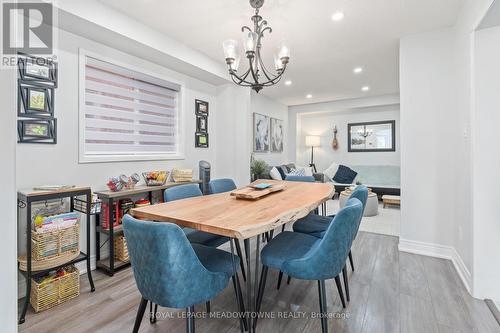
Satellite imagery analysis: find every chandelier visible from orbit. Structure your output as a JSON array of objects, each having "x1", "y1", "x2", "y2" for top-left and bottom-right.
[{"x1": 222, "y1": 0, "x2": 290, "y2": 93}]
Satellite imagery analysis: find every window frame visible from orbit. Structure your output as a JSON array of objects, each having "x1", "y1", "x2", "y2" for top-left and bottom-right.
[{"x1": 78, "y1": 48, "x2": 185, "y2": 163}]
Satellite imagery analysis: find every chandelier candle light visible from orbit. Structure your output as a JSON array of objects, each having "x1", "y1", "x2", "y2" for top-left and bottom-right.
[{"x1": 223, "y1": 0, "x2": 290, "y2": 92}]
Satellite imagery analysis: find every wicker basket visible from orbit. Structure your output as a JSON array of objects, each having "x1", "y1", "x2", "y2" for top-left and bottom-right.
[
  {"x1": 32, "y1": 224, "x2": 80, "y2": 261},
  {"x1": 171, "y1": 168, "x2": 193, "y2": 182},
  {"x1": 30, "y1": 266, "x2": 80, "y2": 312},
  {"x1": 114, "y1": 235, "x2": 129, "y2": 262}
]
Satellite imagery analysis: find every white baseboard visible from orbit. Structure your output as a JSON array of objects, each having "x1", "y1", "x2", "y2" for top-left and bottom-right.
[
  {"x1": 18, "y1": 255, "x2": 96, "y2": 299},
  {"x1": 399, "y1": 239, "x2": 472, "y2": 295}
]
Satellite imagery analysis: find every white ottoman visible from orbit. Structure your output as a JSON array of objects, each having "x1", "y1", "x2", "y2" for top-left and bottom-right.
[{"x1": 339, "y1": 190, "x2": 379, "y2": 217}]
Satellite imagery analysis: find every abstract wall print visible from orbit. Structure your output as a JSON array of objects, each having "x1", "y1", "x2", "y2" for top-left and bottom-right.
[
  {"x1": 270, "y1": 118, "x2": 284, "y2": 152},
  {"x1": 253, "y1": 113, "x2": 270, "y2": 152},
  {"x1": 348, "y1": 120, "x2": 396, "y2": 152},
  {"x1": 18, "y1": 119, "x2": 57, "y2": 144}
]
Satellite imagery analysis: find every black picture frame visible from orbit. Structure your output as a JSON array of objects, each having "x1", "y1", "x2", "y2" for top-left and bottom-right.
[
  {"x1": 18, "y1": 118, "x2": 57, "y2": 144},
  {"x1": 195, "y1": 132, "x2": 209, "y2": 148},
  {"x1": 348, "y1": 120, "x2": 396, "y2": 152},
  {"x1": 196, "y1": 115, "x2": 208, "y2": 132},
  {"x1": 195, "y1": 99, "x2": 209, "y2": 116},
  {"x1": 18, "y1": 53, "x2": 58, "y2": 87},
  {"x1": 18, "y1": 80, "x2": 54, "y2": 118}
]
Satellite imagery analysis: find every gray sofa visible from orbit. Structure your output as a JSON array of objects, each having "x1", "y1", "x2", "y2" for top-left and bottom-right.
[
  {"x1": 322, "y1": 165, "x2": 400, "y2": 197},
  {"x1": 259, "y1": 163, "x2": 323, "y2": 182}
]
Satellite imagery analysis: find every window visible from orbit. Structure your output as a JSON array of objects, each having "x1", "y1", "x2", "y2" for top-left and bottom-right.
[{"x1": 79, "y1": 51, "x2": 182, "y2": 162}]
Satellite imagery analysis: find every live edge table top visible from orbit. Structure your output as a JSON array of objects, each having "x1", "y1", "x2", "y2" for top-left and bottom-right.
[{"x1": 130, "y1": 180, "x2": 335, "y2": 239}]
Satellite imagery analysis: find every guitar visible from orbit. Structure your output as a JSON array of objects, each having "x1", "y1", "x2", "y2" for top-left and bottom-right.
[{"x1": 332, "y1": 125, "x2": 338, "y2": 150}]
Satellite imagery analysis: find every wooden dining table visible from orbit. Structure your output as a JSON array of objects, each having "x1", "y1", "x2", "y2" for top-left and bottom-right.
[{"x1": 130, "y1": 179, "x2": 335, "y2": 332}]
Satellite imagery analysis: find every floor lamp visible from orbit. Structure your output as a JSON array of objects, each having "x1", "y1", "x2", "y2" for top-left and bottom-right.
[{"x1": 305, "y1": 135, "x2": 321, "y2": 173}]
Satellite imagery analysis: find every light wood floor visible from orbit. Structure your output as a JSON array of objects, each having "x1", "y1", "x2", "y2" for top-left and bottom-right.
[{"x1": 19, "y1": 231, "x2": 499, "y2": 333}]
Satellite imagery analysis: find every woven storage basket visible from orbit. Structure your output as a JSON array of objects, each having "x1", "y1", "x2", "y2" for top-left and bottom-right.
[
  {"x1": 32, "y1": 224, "x2": 80, "y2": 261},
  {"x1": 114, "y1": 235, "x2": 129, "y2": 262},
  {"x1": 30, "y1": 265, "x2": 80, "y2": 312},
  {"x1": 171, "y1": 168, "x2": 193, "y2": 182}
]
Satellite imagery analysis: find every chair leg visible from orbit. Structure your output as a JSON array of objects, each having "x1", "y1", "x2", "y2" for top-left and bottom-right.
[
  {"x1": 342, "y1": 265, "x2": 350, "y2": 302},
  {"x1": 186, "y1": 305, "x2": 195, "y2": 333},
  {"x1": 277, "y1": 271, "x2": 283, "y2": 290},
  {"x1": 149, "y1": 301, "x2": 158, "y2": 324},
  {"x1": 348, "y1": 250, "x2": 354, "y2": 272},
  {"x1": 206, "y1": 301, "x2": 211, "y2": 314},
  {"x1": 133, "y1": 297, "x2": 148, "y2": 333},
  {"x1": 335, "y1": 275, "x2": 346, "y2": 308},
  {"x1": 254, "y1": 266, "x2": 269, "y2": 330},
  {"x1": 232, "y1": 275, "x2": 248, "y2": 332},
  {"x1": 318, "y1": 280, "x2": 328, "y2": 333},
  {"x1": 234, "y1": 240, "x2": 247, "y2": 281},
  {"x1": 287, "y1": 275, "x2": 292, "y2": 285}
]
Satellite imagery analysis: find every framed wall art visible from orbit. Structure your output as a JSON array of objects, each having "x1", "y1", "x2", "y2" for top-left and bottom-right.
[
  {"x1": 17, "y1": 119, "x2": 57, "y2": 144},
  {"x1": 270, "y1": 118, "x2": 284, "y2": 152},
  {"x1": 195, "y1": 132, "x2": 209, "y2": 148},
  {"x1": 348, "y1": 120, "x2": 396, "y2": 152},
  {"x1": 196, "y1": 115, "x2": 208, "y2": 132},
  {"x1": 18, "y1": 53, "x2": 58, "y2": 87},
  {"x1": 253, "y1": 113, "x2": 270, "y2": 152},
  {"x1": 195, "y1": 99, "x2": 209, "y2": 115},
  {"x1": 18, "y1": 81, "x2": 54, "y2": 118}
]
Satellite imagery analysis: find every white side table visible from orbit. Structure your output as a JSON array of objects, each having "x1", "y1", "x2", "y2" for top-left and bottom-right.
[{"x1": 339, "y1": 190, "x2": 379, "y2": 217}]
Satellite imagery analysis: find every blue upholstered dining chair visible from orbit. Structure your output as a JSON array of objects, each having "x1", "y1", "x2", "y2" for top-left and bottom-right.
[
  {"x1": 122, "y1": 215, "x2": 246, "y2": 333},
  {"x1": 284, "y1": 175, "x2": 316, "y2": 182},
  {"x1": 292, "y1": 185, "x2": 369, "y2": 304},
  {"x1": 255, "y1": 198, "x2": 363, "y2": 333},
  {"x1": 208, "y1": 178, "x2": 237, "y2": 194},
  {"x1": 207, "y1": 178, "x2": 247, "y2": 280}
]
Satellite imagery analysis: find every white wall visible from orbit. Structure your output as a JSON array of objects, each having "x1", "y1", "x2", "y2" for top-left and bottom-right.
[
  {"x1": 473, "y1": 25, "x2": 500, "y2": 303},
  {"x1": 399, "y1": 0, "x2": 496, "y2": 300},
  {"x1": 250, "y1": 92, "x2": 289, "y2": 167},
  {"x1": 400, "y1": 27, "x2": 458, "y2": 252},
  {"x1": 0, "y1": 60, "x2": 18, "y2": 331},
  {"x1": 295, "y1": 105, "x2": 400, "y2": 172}
]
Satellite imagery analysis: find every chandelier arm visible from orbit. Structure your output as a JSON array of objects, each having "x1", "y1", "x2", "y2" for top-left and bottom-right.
[
  {"x1": 257, "y1": 48, "x2": 279, "y2": 82},
  {"x1": 242, "y1": 26, "x2": 252, "y2": 33},
  {"x1": 229, "y1": 70, "x2": 255, "y2": 86},
  {"x1": 259, "y1": 64, "x2": 287, "y2": 86},
  {"x1": 248, "y1": 56, "x2": 260, "y2": 86},
  {"x1": 231, "y1": 75, "x2": 252, "y2": 87}
]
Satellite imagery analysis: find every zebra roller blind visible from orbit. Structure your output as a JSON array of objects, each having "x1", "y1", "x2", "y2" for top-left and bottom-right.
[{"x1": 82, "y1": 55, "x2": 181, "y2": 160}]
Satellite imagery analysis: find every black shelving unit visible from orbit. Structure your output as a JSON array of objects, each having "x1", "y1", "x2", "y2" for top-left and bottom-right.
[
  {"x1": 94, "y1": 181, "x2": 201, "y2": 277},
  {"x1": 17, "y1": 187, "x2": 95, "y2": 325}
]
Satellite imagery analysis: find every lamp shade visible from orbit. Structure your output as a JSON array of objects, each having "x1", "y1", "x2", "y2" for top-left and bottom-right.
[{"x1": 305, "y1": 135, "x2": 321, "y2": 147}]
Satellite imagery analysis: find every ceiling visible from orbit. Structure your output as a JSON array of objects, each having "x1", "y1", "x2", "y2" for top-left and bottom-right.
[{"x1": 97, "y1": 0, "x2": 463, "y2": 106}]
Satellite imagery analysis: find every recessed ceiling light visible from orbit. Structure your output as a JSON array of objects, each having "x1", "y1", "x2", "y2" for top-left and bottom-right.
[
  {"x1": 353, "y1": 67, "x2": 363, "y2": 74},
  {"x1": 284, "y1": 80, "x2": 292, "y2": 86},
  {"x1": 306, "y1": 94, "x2": 313, "y2": 99},
  {"x1": 361, "y1": 86, "x2": 370, "y2": 92},
  {"x1": 331, "y1": 11, "x2": 344, "y2": 21}
]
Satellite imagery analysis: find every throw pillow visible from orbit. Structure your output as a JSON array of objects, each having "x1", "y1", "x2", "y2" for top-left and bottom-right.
[
  {"x1": 323, "y1": 162, "x2": 339, "y2": 180},
  {"x1": 269, "y1": 167, "x2": 282, "y2": 180},
  {"x1": 296, "y1": 165, "x2": 314, "y2": 176},
  {"x1": 277, "y1": 165, "x2": 289, "y2": 180},
  {"x1": 333, "y1": 165, "x2": 358, "y2": 184},
  {"x1": 288, "y1": 168, "x2": 306, "y2": 176}
]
